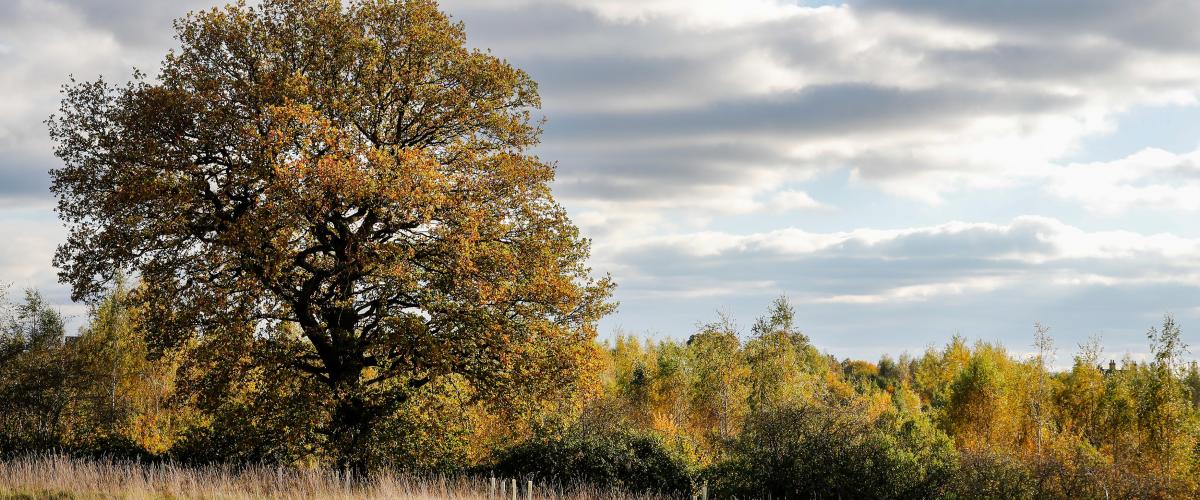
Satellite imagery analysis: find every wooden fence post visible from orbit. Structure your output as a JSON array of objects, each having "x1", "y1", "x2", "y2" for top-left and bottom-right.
[
  {"x1": 527, "y1": 480, "x2": 533, "y2": 500},
  {"x1": 500, "y1": 478, "x2": 506, "y2": 499},
  {"x1": 490, "y1": 476, "x2": 496, "y2": 499},
  {"x1": 511, "y1": 478, "x2": 517, "y2": 500},
  {"x1": 702, "y1": 481, "x2": 708, "y2": 500}
]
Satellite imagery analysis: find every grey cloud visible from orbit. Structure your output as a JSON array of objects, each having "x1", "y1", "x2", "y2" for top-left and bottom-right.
[
  {"x1": 0, "y1": 0, "x2": 209, "y2": 203},
  {"x1": 446, "y1": 2, "x2": 714, "y2": 59},
  {"x1": 449, "y1": 2, "x2": 623, "y2": 51},
  {"x1": 854, "y1": 0, "x2": 1200, "y2": 52},
  {"x1": 606, "y1": 218, "x2": 1196, "y2": 302},
  {"x1": 0, "y1": 150, "x2": 53, "y2": 202},
  {"x1": 841, "y1": 152, "x2": 957, "y2": 183},
  {"x1": 547, "y1": 143, "x2": 789, "y2": 202},
  {"x1": 925, "y1": 43, "x2": 1130, "y2": 82},
  {"x1": 539, "y1": 84, "x2": 1078, "y2": 204},
  {"x1": 854, "y1": 0, "x2": 1120, "y2": 30},
  {"x1": 523, "y1": 54, "x2": 719, "y2": 104},
  {"x1": 608, "y1": 225, "x2": 1045, "y2": 297},
  {"x1": 48, "y1": 0, "x2": 225, "y2": 48},
  {"x1": 614, "y1": 250, "x2": 1025, "y2": 297},
  {"x1": 547, "y1": 83, "x2": 1079, "y2": 142},
  {"x1": 845, "y1": 220, "x2": 1056, "y2": 258}
]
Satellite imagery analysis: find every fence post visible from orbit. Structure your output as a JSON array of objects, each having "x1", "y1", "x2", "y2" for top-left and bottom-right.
[
  {"x1": 490, "y1": 476, "x2": 496, "y2": 499},
  {"x1": 500, "y1": 478, "x2": 506, "y2": 499},
  {"x1": 527, "y1": 480, "x2": 533, "y2": 500},
  {"x1": 702, "y1": 481, "x2": 708, "y2": 500},
  {"x1": 511, "y1": 478, "x2": 517, "y2": 500}
]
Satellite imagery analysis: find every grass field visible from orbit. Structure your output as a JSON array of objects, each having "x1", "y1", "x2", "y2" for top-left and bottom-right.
[{"x1": 0, "y1": 454, "x2": 670, "y2": 499}]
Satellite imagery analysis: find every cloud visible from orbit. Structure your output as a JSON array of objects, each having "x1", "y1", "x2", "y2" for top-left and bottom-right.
[
  {"x1": 442, "y1": 0, "x2": 1200, "y2": 214},
  {"x1": 451, "y1": 0, "x2": 811, "y2": 30},
  {"x1": 766, "y1": 190, "x2": 827, "y2": 212},
  {"x1": 45, "y1": 0, "x2": 217, "y2": 49},
  {"x1": 595, "y1": 216, "x2": 1200, "y2": 359},
  {"x1": 856, "y1": 0, "x2": 1200, "y2": 53},
  {"x1": 0, "y1": 149, "x2": 55, "y2": 206},
  {"x1": 0, "y1": 0, "x2": 221, "y2": 205},
  {"x1": 11, "y1": 0, "x2": 1200, "y2": 211},
  {"x1": 598, "y1": 216, "x2": 1200, "y2": 304},
  {"x1": 1047, "y1": 147, "x2": 1200, "y2": 213},
  {"x1": 0, "y1": 210, "x2": 63, "y2": 286}
]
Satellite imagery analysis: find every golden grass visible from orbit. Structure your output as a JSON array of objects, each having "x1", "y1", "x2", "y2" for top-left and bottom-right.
[{"x1": 0, "y1": 454, "x2": 670, "y2": 499}]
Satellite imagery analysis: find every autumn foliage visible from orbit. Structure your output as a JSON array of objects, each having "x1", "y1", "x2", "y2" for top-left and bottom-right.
[{"x1": 6, "y1": 288, "x2": 1200, "y2": 497}]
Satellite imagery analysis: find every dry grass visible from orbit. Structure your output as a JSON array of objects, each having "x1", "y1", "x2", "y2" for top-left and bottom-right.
[{"x1": 0, "y1": 454, "x2": 672, "y2": 499}]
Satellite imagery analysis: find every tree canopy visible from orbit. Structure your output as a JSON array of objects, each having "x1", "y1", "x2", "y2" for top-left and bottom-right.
[{"x1": 47, "y1": 0, "x2": 613, "y2": 471}]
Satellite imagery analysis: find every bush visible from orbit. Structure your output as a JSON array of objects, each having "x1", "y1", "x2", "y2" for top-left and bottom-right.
[
  {"x1": 168, "y1": 401, "x2": 319, "y2": 467},
  {"x1": 707, "y1": 396, "x2": 958, "y2": 499},
  {"x1": 488, "y1": 426, "x2": 693, "y2": 495},
  {"x1": 954, "y1": 443, "x2": 1196, "y2": 500},
  {"x1": 952, "y1": 450, "x2": 1036, "y2": 499},
  {"x1": 71, "y1": 434, "x2": 157, "y2": 462}
]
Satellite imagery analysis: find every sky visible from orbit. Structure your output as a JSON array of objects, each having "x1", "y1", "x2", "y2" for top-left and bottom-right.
[{"x1": 4, "y1": 0, "x2": 1200, "y2": 365}]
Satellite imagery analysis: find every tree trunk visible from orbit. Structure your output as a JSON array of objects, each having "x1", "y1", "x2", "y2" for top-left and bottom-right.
[
  {"x1": 329, "y1": 388, "x2": 373, "y2": 480},
  {"x1": 322, "y1": 337, "x2": 373, "y2": 480}
]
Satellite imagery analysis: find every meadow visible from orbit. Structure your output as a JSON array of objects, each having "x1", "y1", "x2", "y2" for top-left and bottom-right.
[{"x1": 0, "y1": 454, "x2": 672, "y2": 500}]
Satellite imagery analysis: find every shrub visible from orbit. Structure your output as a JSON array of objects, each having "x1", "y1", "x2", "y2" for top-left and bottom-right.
[
  {"x1": 707, "y1": 395, "x2": 957, "y2": 499},
  {"x1": 489, "y1": 426, "x2": 693, "y2": 495},
  {"x1": 952, "y1": 449, "x2": 1036, "y2": 499}
]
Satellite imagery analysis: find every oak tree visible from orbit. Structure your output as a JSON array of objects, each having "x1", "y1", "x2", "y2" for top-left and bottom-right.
[{"x1": 48, "y1": 0, "x2": 613, "y2": 472}]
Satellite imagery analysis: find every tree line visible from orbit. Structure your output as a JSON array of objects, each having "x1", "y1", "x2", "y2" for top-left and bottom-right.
[{"x1": 4, "y1": 285, "x2": 1200, "y2": 498}]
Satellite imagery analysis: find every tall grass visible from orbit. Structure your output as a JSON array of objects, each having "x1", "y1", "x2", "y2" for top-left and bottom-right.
[{"x1": 0, "y1": 454, "x2": 672, "y2": 499}]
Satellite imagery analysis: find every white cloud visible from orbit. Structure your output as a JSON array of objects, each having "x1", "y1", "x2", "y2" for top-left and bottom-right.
[
  {"x1": 1047, "y1": 147, "x2": 1200, "y2": 213},
  {"x1": 572, "y1": 0, "x2": 809, "y2": 30},
  {"x1": 765, "y1": 189, "x2": 827, "y2": 212},
  {"x1": 818, "y1": 276, "x2": 1015, "y2": 305},
  {"x1": 455, "y1": 0, "x2": 814, "y2": 30},
  {"x1": 0, "y1": 210, "x2": 63, "y2": 287}
]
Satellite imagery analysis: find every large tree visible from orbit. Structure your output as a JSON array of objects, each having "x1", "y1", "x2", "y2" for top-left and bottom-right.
[{"x1": 48, "y1": 0, "x2": 613, "y2": 472}]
